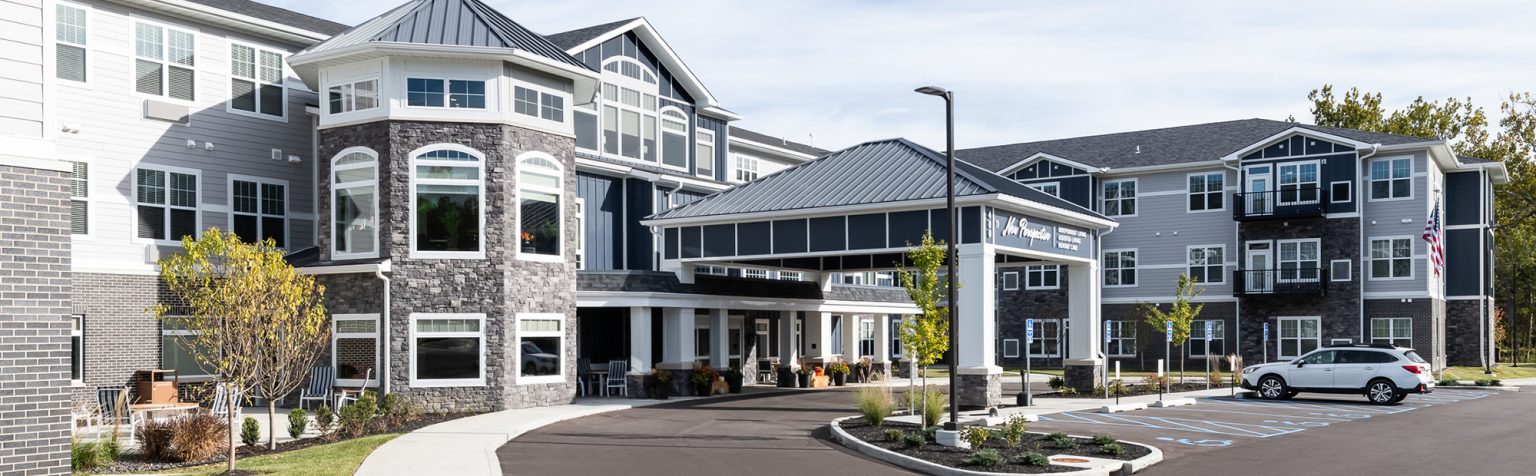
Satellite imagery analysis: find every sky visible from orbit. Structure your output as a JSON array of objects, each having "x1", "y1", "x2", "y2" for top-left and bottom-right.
[{"x1": 260, "y1": 0, "x2": 1536, "y2": 151}]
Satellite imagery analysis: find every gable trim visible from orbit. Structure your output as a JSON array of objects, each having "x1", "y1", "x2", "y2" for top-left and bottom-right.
[
  {"x1": 1220, "y1": 126, "x2": 1373, "y2": 162},
  {"x1": 995, "y1": 153, "x2": 1102, "y2": 177},
  {"x1": 560, "y1": 18, "x2": 722, "y2": 111}
]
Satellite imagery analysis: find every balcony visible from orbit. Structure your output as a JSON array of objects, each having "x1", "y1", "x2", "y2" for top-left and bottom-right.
[
  {"x1": 1232, "y1": 186, "x2": 1326, "y2": 221},
  {"x1": 1232, "y1": 268, "x2": 1326, "y2": 297}
]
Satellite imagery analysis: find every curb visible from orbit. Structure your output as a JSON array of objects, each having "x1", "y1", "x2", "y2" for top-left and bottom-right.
[
  {"x1": 1435, "y1": 385, "x2": 1521, "y2": 392},
  {"x1": 829, "y1": 416, "x2": 1163, "y2": 476}
]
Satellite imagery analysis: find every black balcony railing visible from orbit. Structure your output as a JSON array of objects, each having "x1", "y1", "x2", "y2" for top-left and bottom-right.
[
  {"x1": 1232, "y1": 268, "x2": 1326, "y2": 297},
  {"x1": 1232, "y1": 186, "x2": 1326, "y2": 221}
]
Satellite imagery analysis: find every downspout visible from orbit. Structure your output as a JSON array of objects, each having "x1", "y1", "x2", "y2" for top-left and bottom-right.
[
  {"x1": 1222, "y1": 158, "x2": 1242, "y2": 360},
  {"x1": 1358, "y1": 144, "x2": 1381, "y2": 351},
  {"x1": 375, "y1": 261, "x2": 392, "y2": 395},
  {"x1": 311, "y1": 115, "x2": 320, "y2": 247}
]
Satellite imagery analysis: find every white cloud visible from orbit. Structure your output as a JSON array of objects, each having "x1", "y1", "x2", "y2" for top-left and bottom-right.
[{"x1": 261, "y1": 0, "x2": 1536, "y2": 151}]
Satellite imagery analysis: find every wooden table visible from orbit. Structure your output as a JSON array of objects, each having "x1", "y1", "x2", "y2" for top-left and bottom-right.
[{"x1": 129, "y1": 402, "x2": 200, "y2": 421}]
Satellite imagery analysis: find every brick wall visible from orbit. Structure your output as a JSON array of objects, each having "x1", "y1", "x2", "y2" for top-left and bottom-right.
[
  {"x1": 1364, "y1": 298, "x2": 1439, "y2": 364},
  {"x1": 1445, "y1": 299, "x2": 1487, "y2": 366},
  {"x1": 70, "y1": 273, "x2": 168, "y2": 403},
  {"x1": 0, "y1": 164, "x2": 73, "y2": 475},
  {"x1": 1102, "y1": 302, "x2": 1239, "y2": 373}
]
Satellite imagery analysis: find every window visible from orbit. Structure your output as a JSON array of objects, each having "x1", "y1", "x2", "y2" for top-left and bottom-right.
[
  {"x1": 332, "y1": 315, "x2": 379, "y2": 386},
  {"x1": 134, "y1": 21, "x2": 194, "y2": 100},
  {"x1": 1026, "y1": 265, "x2": 1060, "y2": 289},
  {"x1": 890, "y1": 317, "x2": 903, "y2": 357},
  {"x1": 1103, "y1": 250, "x2": 1137, "y2": 287},
  {"x1": 1106, "y1": 320, "x2": 1136, "y2": 357},
  {"x1": 830, "y1": 315, "x2": 844, "y2": 355},
  {"x1": 1102, "y1": 179, "x2": 1136, "y2": 216},
  {"x1": 407, "y1": 78, "x2": 485, "y2": 109},
  {"x1": 574, "y1": 198, "x2": 585, "y2": 270},
  {"x1": 230, "y1": 43, "x2": 285, "y2": 118},
  {"x1": 859, "y1": 319, "x2": 875, "y2": 357},
  {"x1": 1371, "y1": 318, "x2": 1412, "y2": 348},
  {"x1": 328, "y1": 79, "x2": 378, "y2": 114},
  {"x1": 599, "y1": 59, "x2": 659, "y2": 161},
  {"x1": 518, "y1": 314, "x2": 564, "y2": 383},
  {"x1": 161, "y1": 317, "x2": 216, "y2": 379},
  {"x1": 1002, "y1": 271, "x2": 1019, "y2": 290},
  {"x1": 512, "y1": 86, "x2": 565, "y2": 122},
  {"x1": 135, "y1": 167, "x2": 198, "y2": 242},
  {"x1": 659, "y1": 108, "x2": 689, "y2": 169},
  {"x1": 411, "y1": 315, "x2": 485, "y2": 386},
  {"x1": 1276, "y1": 161, "x2": 1320, "y2": 204},
  {"x1": 1277, "y1": 239, "x2": 1320, "y2": 282},
  {"x1": 1300, "y1": 350, "x2": 1335, "y2": 365},
  {"x1": 333, "y1": 149, "x2": 379, "y2": 259},
  {"x1": 1027, "y1": 182, "x2": 1060, "y2": 197},
  {"x1": 696, "y1": 128, "x2": 716, "y2": 177},
  {"x1": 517, "y1": 152, "x2": 563, "y2": 260},
  {"x1": 411, "y1": 147, "x2": 484, "y2": 256},
  {"x1": 1028, "y1": 319, "x2": 1061, "y2": 357},
  {"x1": 1188, "y1": 172, "x2": 1224, "y2": 211},
  {"x1": 697, "y1": 265, "x2": 728, "y2": 276},
  {"x1": 1187, "y1": 246, "x2": 1224, "y2": 284},
  {"x1": 1278, "y1": 317, "x2": 1321, "y2": 359},
  {"x1": 56, "y1": 3, "x2": 88, "y2": 82},
  {"x1": 734, "y1": 154, "x2": 760, "y2": 182},
  {"x1": 67, "y1": 161, "x2": 87, "y2": 235},
  {"x1": 1369, "y1": 157, "x2": 1412, "y2": 200},
  {"x1": 230, "y1": 177, "x2": 285, "y2": 248},
  {"x1": 1003, "y1": 339, "x2": 1020, "y2": 358},
  {"x1": 1369, "y1": 237, "x2": 1413, "y2": 279},
  {"x1": 1190, "y1": 320, "x2": 1225, "y2": 356},
  {"x1": 779, "y1": 271, "x2": 803, "y2": 281},
  {"x1": 744, "y1": 268, "x2": 769, "y2": 279},
  {"x1": 71, "y1": 315, "x2": 83, "y2": 383}
]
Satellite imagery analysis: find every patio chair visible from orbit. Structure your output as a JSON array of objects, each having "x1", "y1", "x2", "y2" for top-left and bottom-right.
[
  {"x1": 97, "y1": 386, "x2": 142, "y2": 438},
  {"x1": 210, "y1": 384, "x2": 242, "y2": 420},
  {"x1": 577, "y1": 359, "x2": 592, "y2": 396},
  {"x1": 604, "y1": 360, "x2": 628, "y2": 397},
  {"x1": 299, "y1": 366, "x2": 334, "y2": 410},
  {"x1": 72, "y1": 400, "x2": 101, "y2": 429},
  {"x1": 336, "y1": 368, "x2": 373, "y2": 408},
  {"x1": 757, "y1": 360, "x2": 776, "y2": 384}
]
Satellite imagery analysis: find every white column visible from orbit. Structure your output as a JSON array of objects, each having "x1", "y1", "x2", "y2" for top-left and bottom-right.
[
  {"x1": 709, "y1": 309, "x2": 730, "y2": 369},
  {"x1": 659, "y1": 307, "x2": 696, "y2": 369},
  {"x1": 1066, "y1": 261, "x2": 1102, "y2": 364},
  {"x1": 807, "y1": 312, "x2": 832, "y2": 362},
  {"x1": 628, "y1": 306, "x2": 652, "y2": 374},
  {"x1": 843, "y1": 315, "x2": 862, "y2": 362},
  {"x1": 777, "y1": 310, "x2": 799, "y2": 368},
  {"x1": 873, "y1": 314, "x2": 891, "y2": 365},
  {"x1": 955, "y1": 243, "x2": 1000, "y2": 373}
]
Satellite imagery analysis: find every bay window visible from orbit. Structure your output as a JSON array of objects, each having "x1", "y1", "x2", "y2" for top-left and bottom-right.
[
  {"x1": 333, "y1": 149, "x2": 379, "y2": 259},
  {"x1": 513, "y1": 86, "x2": 564, "y2": 122},
  {"x1": 230, "y1": 43, "x2": 286, "y2": 118},
  {"x1": 328, "y1": 79, "x2": 378, "y2": 114},
  {"x1": 517, "y1": 152, "x2": 564, "y2": 260},
  {"x1": 411, "y1": 314, "x2": 485, "y2": 386},
  {"x1": 411, "y1": 147, "x2": 484, "y2": 257},
  {"x1": 407, "y1": 78, "x2": 485, "y2": 109},
  {"x1": 134, "y1": 20, "x2": 194, "y2": 100}
]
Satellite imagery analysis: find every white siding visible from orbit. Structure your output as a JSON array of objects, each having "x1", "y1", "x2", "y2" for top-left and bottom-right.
[{"x1": 0, "y1": 0, "x2": 45, "y2": 139}]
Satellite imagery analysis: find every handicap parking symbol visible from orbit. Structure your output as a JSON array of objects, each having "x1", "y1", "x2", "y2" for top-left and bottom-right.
[{"x1": 1157, "y1": 437, "x2": 1233, "y2": 447}]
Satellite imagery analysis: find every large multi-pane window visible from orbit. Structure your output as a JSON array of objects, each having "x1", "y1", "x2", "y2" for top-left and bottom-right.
[
  {"x1": 411, "y1": 315, "x2": 484, "y2": 386},
  {"x1": 135, "y1": 167, "x2": 198, "y2": 242},
  {"x1": 1102, "y1": 179, "x2": 1136, "y2": 216},
  {"x1": 1370, "y1": 318, "x2": 1413, "y2": 347},
  {"x1": 161, "y1": 317, "x2": 216, "y2": 379},
  {"x1": 134, "y1": 21, "x2": 194, "y2": 100},
  {"x1": 1028, "y1": 319, "x2": 1061, "y2": 357},
  {"x1": 1188, "y1": 172, "x2": 1224, "y2": 211},
  {"x1": 1026, "y1": 265, "x2": 1060, "y2": 289},
  {"x1": 1190, "y1": 320, "x2": 1225, "y2": 356},
  {"x1": 517, "y1": 153, "x2": 563, "y2": 260},
  {"x1": 659, "y1": 108, "x2": 689, "y2": 169},
  {"x1": 333, "y1": 149, "x2": 379, "y2": 259},
  {"x1": 328, "y1": 79, "x2": 378, "y2": 114},
  {"x1": 696, "y1": 128, "x2": 716, "y2": 177},
  {"x1": 230, "y1": 43, "x2": 285, "y2": 118},
  {"x1": 56, "y1": 3, "x2": 88, "y2": 82},
  {"x1": 1369, "y1": 237, "x2": 1413, "y2": 279},
  {"x1": 230, "y1": 177, "x2": 285, "y2": 247},
  {"x1": 332, "y1": 315, "x2": 379, "y2": 386},
  {"x1": 1187, "y1": 246, "x2": 1224, "y2": 284},
  {"x1": 512, "y1": 86, "x2": 564, "y2": 122},
  {"x1": 518, "y1": 314, "x2": 564, "y2": 383},
  {"x1": 412, "y1": 147, "x2": 483, "y2": 256},
  {"x1": 1103, "y1": 250, "x2": 1137, "y2": 287},
  {"x1": 407, "y1": 78, "x2": 485, "y2": 109},
  {"x1": 600, "y1": 58, "x2": 660, "y2": 161},
  {"x1": 1106, "y1": 320, "x2": 1136, "y2": 357},
  {"x1": 67, "y1": 161, "x2": 88, "y2": 235},
  {"x1": 1277, "y1": 161, "x2": 1319, "y2": 204},
  {"x1": 1369, "y1": 157, "x2": 1412, "y2": 200},
  {"x1": 1277, "y1": 239, "x2": 1320, "y2": 282},
  {"x1": 1278, "y1": 317, "x2": 1320, "y2": 359}
]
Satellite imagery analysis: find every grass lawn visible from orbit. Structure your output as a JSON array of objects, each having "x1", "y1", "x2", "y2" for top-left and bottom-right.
[
  {"x1": 1442, "y1": 365, "x2": 1536, "y2": 381},
  {"x1": 152, "y1": 433, "x2": 399, "y2": 476}
]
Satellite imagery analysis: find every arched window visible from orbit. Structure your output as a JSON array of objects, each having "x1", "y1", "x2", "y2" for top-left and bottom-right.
[
  {"x1": 411, "y1": 145, "x2": 484, "y2": 257},
  {"x1": 332, "y1": 147, "x2": 379, "y2": 259},
  {"x1": 600, "y1": 58, "x2": 660, "y2": 163},
  {"x1": 660, "y1": 107, "x2": 689, "y2": 169},
  {"x1": 517, "y1": 152, "x2": 563, "y2": 261}
]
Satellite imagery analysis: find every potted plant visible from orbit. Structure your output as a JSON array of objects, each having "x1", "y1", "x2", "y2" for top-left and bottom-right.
[
  {"x1": 647, "y1": 368, "x2": 671, "y2": 400},
  {"x1": 796, "y1": 366, "x2": 813, "y2": 388},
  {"x1": 723, "y1": 368, "x2": 744, "y2": 393},
  {"x1": 827, "y1": 361, "x2": 851, "y2": 386},
  {"x1": 690, "y1": 367, "x2": 720, "y2": 396},
  {"x1": 520, "y1": 231, "x2": 537, "y2": 253}
]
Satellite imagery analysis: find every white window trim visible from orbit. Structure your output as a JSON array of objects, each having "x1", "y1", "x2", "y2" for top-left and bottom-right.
[
  {"x1": 326, "y1": 77, "x2": 380, "y2": 116},
  {"x1": 516, "y1": 313, "x2": 566, "y2": 385},
  {"x1": 1001, "y1": 271, "x2": 1019, "y2": 290},
  {"x1": 1106, "y1": 320, "x2": 1136, "y2": 357},
  {"x1": 1189, "y1": 320, "x2": 1225, "y2": 357},
  {"x1": 1101, "y1": 178, "x2": 1138, "y2": 218},
  {"x1": 409, "y1": 144, "x2": 487, "y2": 259},
  {"x1": 160, "y1": 317, "x2": 215, "y2": 381},
  {"x1": 511, "y1": 83, "x2": 567, "y2": 124},
  {"x1": 695, "y1": 127, "x2": 716, "y2": 179},
  {"x1": 1027, "y1": 320, "x2": 1062, "y2": 358},
  {"x1": 1370, "y1": 317, "x2": 1413, "y2": 348},
  {"x1": 1367, "y1": 235, "x2": 1416, "y2": 281},
  {"x1": 226, "y1": 39, "x2": 289, "y2": 122},
  {"x1": 332, "y1": 314, "x2": 380, "y2": 388},
  {"x1": 859, "y1": 318, "x2": 875, "y2": 357},
  {"x1": 1277, "y1": 316, "x2": 1321, "y2": 360},
  {"x1": 54, "y1": 1, "x2": 91, "y2": 86},
  {"x1": 599, "y1": 57, "x2": 664, "y2": 166},
  {"x1": 1329, "y1": 180, "x2": 1352, "y2": 204},
  {"x1": 1330, "y1": 259, "x2": 1352, "y2": 282},
  {"x1": 1025, "y1": 265, "x2": 1061, "y2": 290},
  {"x1": 1002, "y1": 338, "x2": 1020, "y2": 358},
  {"x1": 71, "y1": 315, "x2": 84, "y2": 385},
  {"x1": 409, "y1": 313, "x2": 487, "y2": 388},
  {"x1": 128, "y1": 17, "x2": 198, "y2": 104},
  {"x1": 132, "y1": 163, "x2": 201, "y2": 247},
  {"x1": 890, "y1": 317, "x2": 903, "y2": 357},
  {"x1": 514, "y1": 151, "x2": 565, "y2": 263},
  {"x1": 1186, "y1": 244, "x2": 1226, "y2": 285},
  {"x1": 1276, "y1": 238, "x2": 1321, "y2": 284},
  {"x1": 1367, "y1": 156, "x2": 1415, "y2": 202},
  {"x1": 332, "y1": 147, "x2": 381, "y2": 260},
  {"x1": 65, "y1": 159, "x2": 91, "y2": 237},
  {"x1": 733, "y1": 153, "x2": 760, "y2": 183},
  {"x1": 226, "y1": 174, "x2": 288, "y2": 248},
  {"x1": 404, "y1": 77, "x2": 487, "y2": 110},
  {"x1": 1026, "y1": 181, "x2": 1060, "y2": 198},
  {"x1": 657, "y1": 106, "x2": 690, "y2": 171},
  {"x1": 1186, "y1": 171, "x2": 1227, "y2": 213},
  {"x1": 1103, "y1": 248, "x2": 1138, "y2": 288},
  {"x1": 574, "y1": 197, "x2": 586, "y2": 270},
  {"x1": 1275, "y1": 160, "x2": 1321, "y2": 206}
]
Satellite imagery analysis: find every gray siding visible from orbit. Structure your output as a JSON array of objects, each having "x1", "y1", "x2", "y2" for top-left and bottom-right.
[
  {"x1": 1360, "y1": 150, "x2": 1430, "y2": 294},
  {"x1": 1098, "y1": 167, "x2": 1237, "y2": 300},
  {"x1": 577, "y1": 171, "x2": 623, "y2": 270}
]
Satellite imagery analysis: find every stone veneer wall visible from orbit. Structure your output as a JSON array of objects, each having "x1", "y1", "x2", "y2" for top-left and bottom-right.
[
  {"x1": 1364, "y1": 298, "x2": 1440, "y2": 367},
  {"x1": 0, "y1": 164, "x2": 73, "y2": 475},
  {"x1": 1445, "y1": 298, "x2": 1492, "y2": 366},
  {"x1": 70, "y1": 273, "x2": 171, "y2": 403}
]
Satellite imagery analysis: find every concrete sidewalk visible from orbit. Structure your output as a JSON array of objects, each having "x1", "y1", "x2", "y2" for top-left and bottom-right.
[{"x1": 355, "y1": 398, "x2": 675, "y2": 476}]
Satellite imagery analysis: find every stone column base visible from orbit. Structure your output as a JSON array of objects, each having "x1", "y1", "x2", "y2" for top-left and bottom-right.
[
  {"x1": 956, "y1": 371, "x2": 1002, "y2": 409},
  {"x1": 1064, "y1": 362, "x2": 1103, "y2": 393}
]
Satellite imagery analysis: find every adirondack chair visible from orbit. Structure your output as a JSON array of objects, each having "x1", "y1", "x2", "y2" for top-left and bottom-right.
[
  {"x1": 335, "y1": 368, "x2": 373, "y2": 408},
  {"x1": 604, "y1": 360, "x2": 629, "y2": 397},
  {"x1": 95, "y1": 386, "x2": 139, "y2": 430},
  {"x1": 299, "y1": 367, "x2": 335, "y2": 410},
  {"x1": 210, "y1": 384, "x2": 242, "y2": 419}
]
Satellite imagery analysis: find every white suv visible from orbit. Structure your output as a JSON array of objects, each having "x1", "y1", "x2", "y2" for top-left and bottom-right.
[{"x1": 1240, "y1": 344, "x2": 1434, "y2": 404}]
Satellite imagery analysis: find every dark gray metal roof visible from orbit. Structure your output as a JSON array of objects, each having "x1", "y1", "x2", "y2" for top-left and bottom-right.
[
  {"x1": 544, "y1": 18, "x2": 639, "y2": 50},
  {"x1": 188, "y1": 0, "x2": 350, "y2": 35},
  {"x1": 729, "y1": 126, "x2": 830, "y2": 157},
  {"x1": 651, "y1": 138, "x2": 1104, "y2": 221},
  {"x1": 574, "y1": 150, "x2": 731, "y2": 186},
  {"x1": 298, "y1": 0, "x2": 588, "y2": 70},
  {"x1": 959, "y1": 118, "x2": 1435, "y2": 173}
]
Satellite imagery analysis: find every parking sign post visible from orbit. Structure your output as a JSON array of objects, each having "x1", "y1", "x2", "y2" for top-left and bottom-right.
[
  {"x1": 1204, "y1": 320, "x2": 1213, "y2": 390},
  {"x1": 1104, "y1": 324, "x2": 1112, "y2": 400},
  {"x1": 1165, "y1": 321, "x2": 1172, "y2": 396},
  {"x1": 1263, "y1": 322, "x2": 1270, "y2": 364},
  {"x1": 1022, "y1": 319, "x2": 1034, "y2": 407}
]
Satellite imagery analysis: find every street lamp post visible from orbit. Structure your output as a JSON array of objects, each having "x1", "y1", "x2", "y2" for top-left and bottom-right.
[{"x1": 915, "y1": 85, "x2": 959, "y2": 431}]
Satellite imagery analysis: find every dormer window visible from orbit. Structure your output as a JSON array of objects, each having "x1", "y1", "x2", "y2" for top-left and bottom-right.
[
  {"x1": 407, "y1": 78, "x2": 485, "y2": 109},
  {"x1": 513, "y1": 86, "x2": 564, "y2": 122}
]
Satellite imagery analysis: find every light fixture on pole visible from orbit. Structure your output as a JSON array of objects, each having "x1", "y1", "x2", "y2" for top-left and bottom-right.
[{"x1": 914, "y1": 85, "x2": 959, "y2": 431}]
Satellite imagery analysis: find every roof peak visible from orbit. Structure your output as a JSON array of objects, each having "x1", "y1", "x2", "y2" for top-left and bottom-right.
[{"x1": 293, "y1": 0, "x2": 588, "y2": 71}]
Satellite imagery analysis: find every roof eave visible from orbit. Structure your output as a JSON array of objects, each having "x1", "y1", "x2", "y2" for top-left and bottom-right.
[
  {"x1": 289, "y1": 42, "x2": 598, "y2": 95},
  {"x1": 729, "y1": 136, "x2": 819, "y2": 162},
  {"x1": 995, "y1": 152, "x2": 1104, "y2": 176},
  {"x1": 1218, "y1": 126, "x2": 1376, "y2": 162},
  {"x1": 118, "y1": 0, "x2": 336, "y2": 46}
]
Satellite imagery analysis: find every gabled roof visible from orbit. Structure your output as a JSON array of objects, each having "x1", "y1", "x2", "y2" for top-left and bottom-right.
[
  {"x1": 960, "y1": 118, "x2": 1434, "y2": 173},
  {"x1": 649, "y1": 138, "x2": 1106, "y2": 223},
  {"x1": 544, "y1": 17, "x2": 727, "y2": 117},
  {"x1": 184, "y1": 0, "x2": 350, "y2": 35},
  {"x1": 293, "y1": 0, "x2": 587, "y2": 71},
  {"x1": 544, "y1": 18, "x2": 640, "y2": 50},
  {"x1": 729, "y1": 126, "x2": 829, "y2": 158}
]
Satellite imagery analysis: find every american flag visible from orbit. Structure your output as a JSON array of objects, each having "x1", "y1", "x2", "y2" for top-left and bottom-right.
[{"x1": 1424, "y1": 200, "x2": 1444, "y2": 277}]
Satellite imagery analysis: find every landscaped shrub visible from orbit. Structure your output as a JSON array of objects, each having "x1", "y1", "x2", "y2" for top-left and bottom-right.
[
  {"x1": 902, "y1": 432, "x2": 926, "y2": 448},
  {"x1": 963, "y1": 448, "x2": 1005, "y2": 468},
  {"x1": 171, "y1": 413, "x2": 228, "y2": 462},
  {"x1": 1000, "y1": 414, "x2": 1028, "y2": 447},
  {"x1": 1091, "y1": 434, "x2": 1117, "y2": 445},
  {"x1": 288, "y1": 408, "x2": 309, "y2": 439},
  {"x1": 378, "y1": 393, "x2": 421, "y2": 430},
  {"x1": 922, "y1": 426, "x2": 938, "y2": 443},
  {"x1": 135, "y1": 417, "x2": 176, "y2": 462},
  {"x1": 1047, "y1": 376, "x2": 1065, "y2": 390},
  {"x1": 1099, "y1": 442, "x2": 1126, "y2": 456},
  {"x1": 1142, "y1": 374, "x2": 1168, "y2": 390},
  {"x1": 883, "y1": 429, "x2": 905, "y2": 442},
  {"x1": 1207, "y1": 370, "x2": 1225, "y2": 387},
  {"x1": 1439, "y1": 378, "x2": 1459, "y2": 386},
  {"x1": 241, "y1": 416, "x2": 261, "y2": 447},
  {"x1": 1108, "y1": 379, "x2": 1131, "y2": 397},
  {"x1": 1474, "y1": 379, "x2": 1493, "y2": 386},
  {"x1": 100, "y1": 434, "x2": 121, "y2": 463},
  {"x1": 315, "y1": 404, "x2": 337, "y2": 437},
  {"x1": 339, "y1": 392, "x2": 378, "y2": 438},
  {"x1": 904, "y1": 386, "x2": 946, "y2": 427},
  {"x1": 1491, "y1": 379, "x2": 1503, "y2": 386},
  {"x1": 1092, "y1": 384, "x2": 1107, "y2": 396},
  {"x1": 960, "y1": 426, "x2": 993, "y2": 449},
  {"x1": 854, "y1": 386, "x2": 896, "y2": 426},
  {"x1": 1047, "y1": 432, "x2": 1077, "y2": 449},
  {"x1": 72, "y1": 440, "x2": 104, "y2": 471},
  {"x1": 1014, "y1": 451, "x2": 1050, "y2": 467},
  {"x1": 1058, "y1": 386, "x2": 1078, "y2": 396}
]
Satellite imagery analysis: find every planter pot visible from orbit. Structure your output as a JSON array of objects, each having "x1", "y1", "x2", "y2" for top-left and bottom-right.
[
  {"x1": 725, "y1": 374, "x2": 744, "y2": 393},
  {"x1": 522, "y1": 245, "x2": 536, "y2": 253},
  {"x1": 832, "y1": 374, "x2": 847, "y2": 386},
  {"x1": 651, "y1": 384, "x2": 670, "y2": 400},
  {"x1": 694, "y1": 383, "x2": 711, "y2": 396},
  {"x1": 797, "y1": 374, "x2": 811, "y2": 388},
  {"x1": 777, "y1": 368, "x2": 797, "y2": 388}
]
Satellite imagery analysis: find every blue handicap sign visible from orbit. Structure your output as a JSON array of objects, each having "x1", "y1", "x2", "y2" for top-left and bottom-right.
[
  {"x1": 1166, "y1": 321, "x2": 1173, "y2": 339},
  {"x1": 1263, "y1": 322, "x2": 1270, "y2": 341},
  {"x1": 1026, "y1": 318, "x2": 1035, "y2": 342},
  {"x1": 1205, "y1": 320, "x2": 1213, "y2": 335}
]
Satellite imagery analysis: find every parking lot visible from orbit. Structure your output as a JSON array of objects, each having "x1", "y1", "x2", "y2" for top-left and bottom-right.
[{"x1": 1030, "y1": 389, "x2": 1524, "y2": 475}]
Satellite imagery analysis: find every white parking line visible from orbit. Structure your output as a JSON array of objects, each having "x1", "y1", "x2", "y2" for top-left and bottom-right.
[{"x1": 1037, "y1": 412, "x2": 1306, "y2": 438}]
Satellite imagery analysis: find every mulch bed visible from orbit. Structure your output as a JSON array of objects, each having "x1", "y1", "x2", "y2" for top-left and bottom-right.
[
  {"x1": 838, "y1": 420, "x2": 1150, "y2": 474},
  {"x1": 96, "y1": 412, "x2": 476, "y2": 474},
  {"x1": 1037, "y1": 382, "x2": 1232, "y2": 399}
]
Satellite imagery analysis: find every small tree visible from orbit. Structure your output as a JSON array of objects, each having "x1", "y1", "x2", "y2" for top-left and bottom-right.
[
  {"x1": 896, "y1": 231, "x2": 951, "y2": 419},
  {"x1": 1141, "y1": 273, "x2": 1203, "y2": 384},
  {"x1": 154, "y1": 228, "x2": 330, "y2": 466}
]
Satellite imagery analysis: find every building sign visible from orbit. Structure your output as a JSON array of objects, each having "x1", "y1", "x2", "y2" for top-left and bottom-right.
[
  {"x1": 1000, "y1": 215, "x2": 1053, "y2": 244},
  {"x1": 992, "y1": 209, "x2": 1092, "y2": 259}
]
